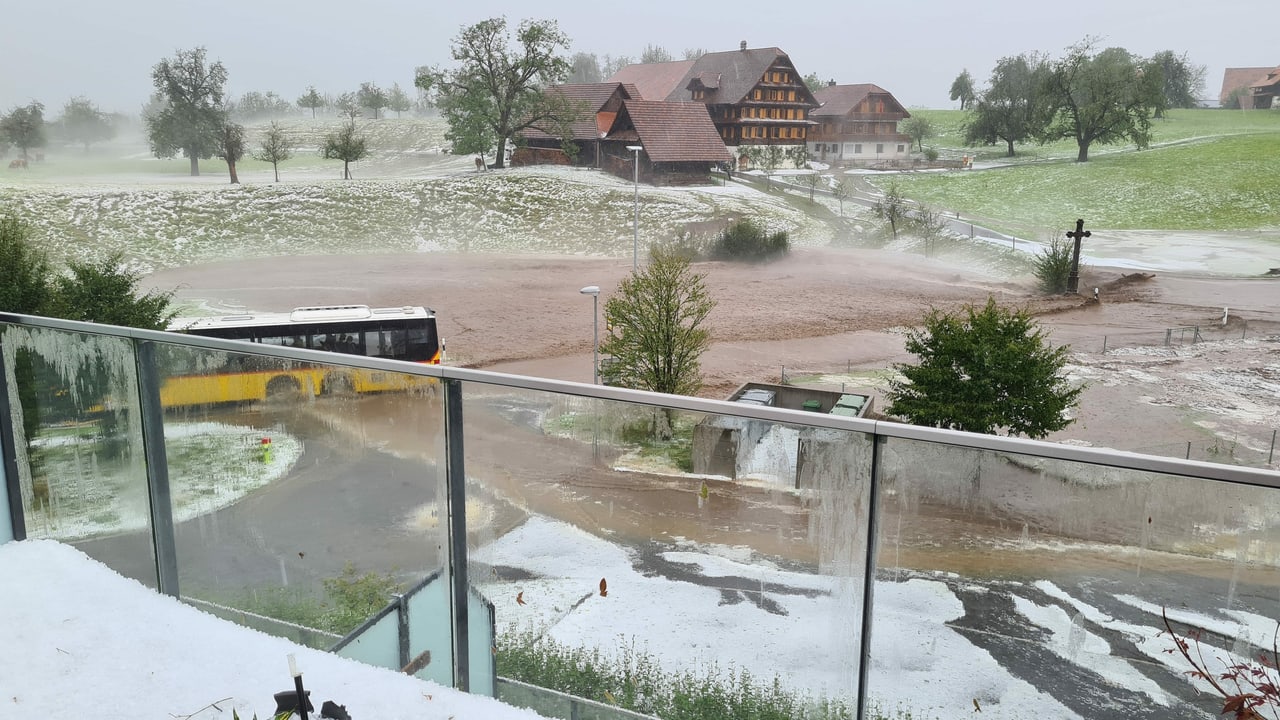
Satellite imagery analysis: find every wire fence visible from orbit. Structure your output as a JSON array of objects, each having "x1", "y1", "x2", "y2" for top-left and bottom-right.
[{"x1": 1077, "y1": 320, "x2": 1267, "y2": 355}]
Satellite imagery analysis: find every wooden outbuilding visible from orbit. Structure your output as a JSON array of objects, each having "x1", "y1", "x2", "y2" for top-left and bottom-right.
[
  {"x1": 807, "y1": 83, "x2": 912, "y2": 167},
  {"x1": 601, "y1": 100, "x2": 733, "y2": 185},
  {"x1": 513, "y1": 82, "x2": 638, "y2": 167}
]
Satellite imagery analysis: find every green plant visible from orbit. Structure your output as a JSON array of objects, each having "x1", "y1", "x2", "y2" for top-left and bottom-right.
[
  {"x1": 320, "y1": 563, "x2": 404, "y2": 633},
  {"x1": 712, "y1": 218, "x2": 790, "y2": 262},
  {"x1": 923, "y1": 147, "x2": 939, "y2": 161},
  {"x1": 1033, "y1": 236, "x2": 1075, "y2": 293}
]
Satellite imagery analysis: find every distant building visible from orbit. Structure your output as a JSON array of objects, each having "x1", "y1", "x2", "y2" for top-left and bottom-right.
[
  {"x1": 513, "y1": 82, "x2": 637, "y2": 168},
  {"x1": 609, "y1": 43, "x2": 819, "y2": 149},
  {"x1": 1219, "y1": 66, "x2": 1279, "y2": 109},
  {"x1": 807, "y1": 83, "x2": 912, "y2": 167},
  {"x1": 601, "y1": 99, "x2": 733, "y2": 185}
]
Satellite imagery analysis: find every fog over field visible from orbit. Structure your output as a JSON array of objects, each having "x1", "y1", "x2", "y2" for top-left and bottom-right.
[{"x1": 2, "y1": 0, "x2": 1271, "y2": 114}]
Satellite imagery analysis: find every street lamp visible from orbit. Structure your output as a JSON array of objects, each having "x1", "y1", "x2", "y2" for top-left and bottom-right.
[
  {"x1": 626, "y1": 145, "x2": 643, "y2": 271},
  {"x1": 579, "y1": 285, "x2": 600, "y2": 384}
]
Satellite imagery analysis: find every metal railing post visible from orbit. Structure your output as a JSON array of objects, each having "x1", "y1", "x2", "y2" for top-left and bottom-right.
[
  {"x1": 135, "y1": 341, "x2": 180, "y2": 597},
  {"x1": 443, "y1": 378, "x2": 471, "y2": 691},
  {"x1": 855, "y1": 435, "x2": 885, "y2": 720},
  {"x1": 0, "y1": 339, "x2": 25, "y2": 542}
]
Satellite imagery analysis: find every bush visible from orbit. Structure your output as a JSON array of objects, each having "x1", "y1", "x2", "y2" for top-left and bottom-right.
[
  {"x1": 712, "y1": 219, "x2": 790, "y2": 262},
  {"x1": 923, "y1": 147, "x2": 940, "y2": 161},
  {"x1": 1034, "y1": 236, "x2": 1076, "y2": 294}
]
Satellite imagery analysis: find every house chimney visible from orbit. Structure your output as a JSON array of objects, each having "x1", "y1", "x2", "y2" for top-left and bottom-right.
[
  {"x1": 828, "y1": 79, "x2": 836, "y2": 87},
  {"x1": 740, "y1": 41, "x2": 747, "y2": 51}
]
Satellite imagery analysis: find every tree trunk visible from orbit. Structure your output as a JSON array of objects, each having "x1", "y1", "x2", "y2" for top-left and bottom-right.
[
  {"x1": 227, "y1": 161, "x2": 239, "y2": 184},
  {"x1": 311, "y1": 107, "x2": 316, "y2": 119},
  {"x1": 189, "y1": 154, "x2": 200, "y2": 176},
  {"x1": 1006, "y1": 139, "x2": 1016, "y2": 157},
  {"x1": 273, "y1": 162, "x2": 280, "y2": 183},
  {"x1": 343, "y1": 160, "x2": 351, "y2": 179},
  {"x1": 493, "y1": 136, "x2": 507, "y2": 169},
  {"x1": 1076, "y1": 142, "x2": 1090, "y2": 162}
]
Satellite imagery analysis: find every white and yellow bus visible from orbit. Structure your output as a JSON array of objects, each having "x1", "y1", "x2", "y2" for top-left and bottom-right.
[{"x1": 161, "y1": 305, "x2": 442, "y2": 407}]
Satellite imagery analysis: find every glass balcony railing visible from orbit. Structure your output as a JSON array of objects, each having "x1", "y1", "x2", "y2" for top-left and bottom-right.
[{"x1": 3, "y1": 312, "x2": 1279, "y2": 720}]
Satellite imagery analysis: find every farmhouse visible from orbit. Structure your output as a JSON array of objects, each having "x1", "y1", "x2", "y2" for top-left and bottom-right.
[
  {"x1": 512, "y1": 82, "x2": 637, "y2": 168},
  {"x1": 1219, "y1": 66, "x2": 1280, "y2": 109},
  {"x1": 600, "y1": 99, "x2": 733, "y2": 186},
  {"x1": 609, "y1": 43, "x2": 819, "y2": 148},
  {"x1": 807, "y1": 82, "x2": 913, "y2": 167}
]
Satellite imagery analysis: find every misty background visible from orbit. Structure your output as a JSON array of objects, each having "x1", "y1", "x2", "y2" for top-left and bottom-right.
[{"x1": 1, "y1": 0, "x2": 1271, "y2": 116}]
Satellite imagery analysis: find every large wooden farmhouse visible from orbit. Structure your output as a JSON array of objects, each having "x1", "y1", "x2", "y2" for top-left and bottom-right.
[
  {"x1": 808, "y1": 83, "x2": 912, "y2": 167},
  {"x1": 610, "y1": 43, "x2": 819, "y2": 147},
  {"x1": 1220, "y1": 67, "x2": 1280, "y2": 109}
]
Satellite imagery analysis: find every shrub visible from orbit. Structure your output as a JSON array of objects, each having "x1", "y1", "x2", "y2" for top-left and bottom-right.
[
  {"x1": 712, "y1": 219, "x2": 790, "y2": 262},
  {"x1": 923, "y1": 147, "x2": 940, "y2": 161},
  {"x1": 1034, "y1": 236, "x2": 1076, "y2": 294}
]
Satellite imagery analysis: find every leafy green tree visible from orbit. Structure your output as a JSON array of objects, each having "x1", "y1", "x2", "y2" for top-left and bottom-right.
[
  {"x1": 831, "y1": 178, "x2": 851, "y2": 217},
  {"x1": 900, "y1": 115, "x2": 935, "y2": 152},
  {"x1": 568, "y1": 52, "x2": 602, "y2": 84},
  {"x1": 1, "y1": 102, "x2": 47, "y2": 159},
  {"x1": 48, "y1": 253, "x2": 176, "y2": 330},
  {"x1": 802, "y1": 72, "x2": 826, "y2": 93},
  {"x1": 744, "y1": 145, "x2": 785, "y2": 190},
  {"x1": 1034, "y1": 237, "x2": 1076, "y2": 293},
  {"x1": 964, "y1": 53, "x2": 1052, "y2": 157},
  {"x1": 640, "y1": 44, "x2": 673, "y2": 63},
  {"x1": 873, "y1": 182, "x2": 908, "y2": 238},
  {"x1": 416, "y1": 17, "x2": 571, "y2": 169},
  {"x1": 253, "y1": 121, "x2": 295, "y2": 182},
  {"x1": 147, "y1": 47, "x2": 228, "y2": 176},
  {"x1": 598, "y1": 246, "x2": 715, "y2": 397},
  {"x1": 887, "y1": 298, "x2": 1081, "y2": 438},
  {"x1": 386, "y1": 83, "x2": 412, "y2": 118},
  {"x1": 950, "y1": 69, "x2": 976, "y2": 109},
  {"x1": 322, "y1": 120, "x2": 370, "y2": 179},
  {"x1": 59, "y1": 97, "x2": 114, "y2": 152},
  {"x1": 0, "y1": 214, "x2": 53, "y2": 315},
  {"x1": 1149, "y1": 50, "x2": 1206, "y2": 113},
  {"x1": 216, "y1": 122, "x2": 246, "y2": 184},
  {"x1": 682, "y1": 48, "x2": 707, "y2": 60},
  {"x1": 297, "y1": 86, "x2": 324, "y2": 118},
  {"x1": 233, "y1": 90, "x2": 290, "y2": 121},
  {"x1": 335, "y1": 92, "x2": 361, "y2": 121},
  {"x1": 357, "y1": 82, "x2": 388, "y2": 119},
  {"x1": 1039, "y1": 41, "x2": 1161, "y2": 162}
]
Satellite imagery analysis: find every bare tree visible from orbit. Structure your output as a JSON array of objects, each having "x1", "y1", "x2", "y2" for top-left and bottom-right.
[{"x1": 252, "y1": 121, "x2": 295, "y2": 182}]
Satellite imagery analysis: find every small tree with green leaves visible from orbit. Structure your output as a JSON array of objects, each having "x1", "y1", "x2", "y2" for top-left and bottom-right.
[
  {"x1": 745, "y1": 145, "x2": 785, "y2": 190},
  {"x1": 598, "y1": 246, "x2": 715, "y2": 397},
  {"x1": 1, "y1": 101, "x2": 47, "y2": 160},
  {"x1": 1034, "y1": 236, "x2": 1076, "y2": 293},
  {"x1": 950, "y1": 69, "x2": 976, "y2": 109},
  {"x1": 297, "y1": 86, "x2": 324, "y2": 118},
  {"x1": 873, "y1": 182, "x2": 908, "y2": 238},
  {"x1": 322, "y1": 120, "x2": 369, "y2": 179},
  {"x1": 357, "y1": 81, "x2": 388, "y2": 119},
  {"x1": 831, "y1": 178, "x2": 851, "y2": 217},
  {"x1": 216, "y1": 122, "x2": 246, "y2": 184},
  {"x1": 0, "y1": 214, "x2": 52, "y2": 315},
  {"x1": 335, "y1": 92, "x2": 361, "y2": 121},
  {"x1": 252, "y1": 121, "x2": 295, "y2": 182},
  {"x1": 801, "y1": 171, "x2": 821, "y2": 201},
  {"x1": 48, "y1": 253, "x2": 177, "y2": 330},
  {"x1": 886, "y1": 298, "x2": 1081, "y2": 438},
  {"x1": 386, "y1": 83, "x2": 412, "y2": 118},
  {"x1": 60, "y1": 97, "x2": 115, "y2": 152},
  {"x1": 900, "y1": 115, "x2": 935, "y2": 152}
]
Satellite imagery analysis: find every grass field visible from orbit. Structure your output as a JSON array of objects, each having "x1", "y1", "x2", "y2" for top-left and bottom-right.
[
  {"x1": 881, "y1": 108, "x2": 1280, "y2": 237},
  {"x1": 1, "y1": 109, "x2": 1277, "y2": 273}
]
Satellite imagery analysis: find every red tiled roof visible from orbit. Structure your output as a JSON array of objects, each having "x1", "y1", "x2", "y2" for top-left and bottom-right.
[
  {"x1": 520, "y1": 83, "x2": 633, "y2": 142},
  {"x1": 608, "y1": 61, "x2": 695, "y2": 100},
  {"x1": 1220, "y1": 67, "x2": 1274, "y2": 104},
  {"x1": 811, "y1": 84, "x2": 909, "y2": 118},
  {"x1": 611, "y1": 100, "x2": 732, "y2": 163}
]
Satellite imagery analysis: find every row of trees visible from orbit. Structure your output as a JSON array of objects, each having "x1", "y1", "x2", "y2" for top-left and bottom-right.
[{"x1": 953, "y1": 41, "x2": 1207, "y2": 161}]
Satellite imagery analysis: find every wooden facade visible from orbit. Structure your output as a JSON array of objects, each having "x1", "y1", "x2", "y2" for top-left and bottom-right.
[
  {"x1": 611, "y1": 45, "x2": 819, "y2": 147},
  {"x1": 515, "y1": 83, "x2": 636, "y2": 167},
  {"x1": 807, "y1": 83, "x2": 913, "y2": 166}
]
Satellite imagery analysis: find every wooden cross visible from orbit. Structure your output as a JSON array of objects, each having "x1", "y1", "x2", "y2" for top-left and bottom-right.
[{"x1": 1066, "y1": 218, "x2": 1091, "y2": 293}]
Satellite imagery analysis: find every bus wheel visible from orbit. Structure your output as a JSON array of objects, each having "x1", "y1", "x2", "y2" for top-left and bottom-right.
[
  {"x1": 265, "y1": 376, "x2": 302, "y2": 404},
  {"x1": 324, "y1": 373, "x2": 356, "y2": 397}
]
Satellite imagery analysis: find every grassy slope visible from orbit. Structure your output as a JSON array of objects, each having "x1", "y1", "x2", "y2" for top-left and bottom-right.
[
  {"x1": 884, "y1": 109, "x2": 1280, "y2": 237},
  {"x1": 2, "y1": 110, "x2": 1278, "y2": 272}
]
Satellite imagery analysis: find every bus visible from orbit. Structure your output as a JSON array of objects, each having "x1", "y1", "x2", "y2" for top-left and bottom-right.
[{"x1": 160, "y1": 305, "x2": 443, "y2": 407}]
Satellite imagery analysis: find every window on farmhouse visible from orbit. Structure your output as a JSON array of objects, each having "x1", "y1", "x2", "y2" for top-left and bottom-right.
[
  {"x1": 854, "y1": 144, "x2": 862, "y2": 154},
  {"x1": 897, "y1": 144, "x2": 905, "y2": 152}
]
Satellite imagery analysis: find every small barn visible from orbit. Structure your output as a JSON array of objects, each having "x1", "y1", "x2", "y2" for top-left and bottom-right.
[
  {"x1": 600, "y1": 99, "x2": 733, "y2": 186},
  {"x1": 513, "y1": 82, "x2": 637, "y2": 168}
]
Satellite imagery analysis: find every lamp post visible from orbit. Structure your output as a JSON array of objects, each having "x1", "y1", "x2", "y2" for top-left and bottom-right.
[
  {"x1": 579, "y1": 285, "x2": 600, "y2": 384},
  {"x1": 626, "y1": 145, "x2": 643, "y2": 271}
]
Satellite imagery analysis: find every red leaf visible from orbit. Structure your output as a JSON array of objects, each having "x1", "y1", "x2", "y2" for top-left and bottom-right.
[
  {"x1": 599, "y1": 578, "x2": 608, "y2": 597},
  {"x1": 516, "y1": 591, "x2": 526, "y2": 606}
]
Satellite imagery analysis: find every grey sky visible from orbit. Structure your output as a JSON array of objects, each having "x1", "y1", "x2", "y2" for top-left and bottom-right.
[{"x1": 1, "y1": 0, "x2": 1272, "y2": 115}]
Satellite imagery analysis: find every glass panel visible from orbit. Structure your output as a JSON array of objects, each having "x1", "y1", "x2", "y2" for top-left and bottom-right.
[
  {"x1": 1, "y1": 323, "x2": 156, "y2": 587},
  {"x1": 464, "y1": 382, "x2": 873, "y2": 716},
  {"x1": 869, "y1": 436, "x2": 1278, "y2": 718},
  {"x1": 152, "y1": 338, "x2": 448, "y2": 657}
]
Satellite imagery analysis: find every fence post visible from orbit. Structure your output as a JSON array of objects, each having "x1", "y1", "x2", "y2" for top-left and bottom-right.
[
  {"x1": 1186, "y1": 441, "x2": 1192, "y2": 460},
  {"x1": 1101, "y1": 335, "x2": 1108, "y2": 353},
  {"x1": 781, "y1": 365, "x2": 786, "y2": 385},
  {"x1": 1164, "y1": 329, "x2": 1172, "y2": 347},
  {"x1": 1243, "y1": 320, "x2": 1248, "y2": 340},
  {"x1": 1270, "y1": 429, "x2": 1276, "y2": 465}
]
